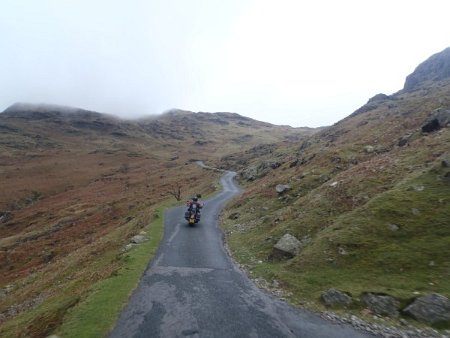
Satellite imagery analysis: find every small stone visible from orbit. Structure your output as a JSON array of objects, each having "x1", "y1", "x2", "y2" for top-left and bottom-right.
[
  {"x1": 275, "y1": 184, "x2": 291, "y2": 194},
  {"x1": 330, "y1": 181, "x2": 338, "y2": 187},
  {"x1": 387, "y1": 223, "x2": 400, "y2": 231},
  {"x1": 364, "y1": 145, "x2": 375, "y2": 153},
  {"x1": 411, "y1": 208, "x2": 420, "y2": 215},
  {"x1": 338, "y1": 247, "x2": 348, "y2": 255}
]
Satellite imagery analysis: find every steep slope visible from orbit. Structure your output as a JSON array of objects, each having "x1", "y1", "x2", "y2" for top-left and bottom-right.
[
  {"x1": 219, "y1": 48, "x2": 450, "y2": 329},
  {"x1": 0, "y1": 104, "x2": 314, "y2": 337}
]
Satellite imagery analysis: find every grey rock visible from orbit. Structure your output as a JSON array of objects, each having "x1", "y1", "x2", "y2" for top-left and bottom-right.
[
  {"x1": 0, "y1": 211, "x2": 11, "y2": 223},
  {"x1": 361, "y1": 293, "x2": 400, "y2": 317},
  {"x1": 271, "y1": 234, "x2": 302, "y2": 259},
  {"x1": 338, "y1": 246, "x2": 348, "y2": 255},
  {"x1": 388, "y1": 223, "x2": 400, "y2": 231},
  {"x1": 364, "y1": 145, "x2": 375, "y2": 153},
  {"x1": 275, "y1": 184, "x2": 291, "y2": 194},
  {"x1": 130, "y1": 235, "x2": 146, "y2": 244},
  {"x1": 422, "y1": 108, "x2": 450, "y2": 133},
  {"x1": 321, "y1": 288, "x2": 352, "y2": 307},
  {"x1": 403, "y1": 293, "x2": 450, "y2": 324}
]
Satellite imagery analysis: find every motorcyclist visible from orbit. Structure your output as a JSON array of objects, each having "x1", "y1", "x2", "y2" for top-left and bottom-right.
[{"x1": 185, "y1": 195, "x2": 203, "y2": 221}]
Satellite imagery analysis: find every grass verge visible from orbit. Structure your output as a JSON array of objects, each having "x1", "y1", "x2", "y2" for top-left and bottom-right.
[
  {"x1": 54, "y1": 203, "x2": 168, "y2": 338},
  {"x1": 221, "y1": 161, "x2": 450, "y2": 330}
]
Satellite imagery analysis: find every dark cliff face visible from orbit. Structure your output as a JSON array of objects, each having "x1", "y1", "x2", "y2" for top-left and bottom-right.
[{"x1": 403, "y1": 47, "x2": 450, "y2": 91}]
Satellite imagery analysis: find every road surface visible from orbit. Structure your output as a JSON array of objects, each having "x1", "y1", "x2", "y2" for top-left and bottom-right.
[{"x1": 109, "y1": 171, "x2": 374, "y2": 338}]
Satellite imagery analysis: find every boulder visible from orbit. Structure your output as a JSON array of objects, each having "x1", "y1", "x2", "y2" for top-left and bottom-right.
[
  {"x1": 361, "y1": 292, "x2": 400, "y2": 317},
  {"x1": 271, "y1": 234, "x2": 302, "y2": 259},
  {"x1": 421, "y1": 108, "x2": 450, "y2": 133},
  {"x1": 130, "y1": 235, "x2": 146, "y2": 244},
  {"x1": 402, "y1": 293, "x2": 450, "y2": 324},
  {"x1": 275, "y1": 184, "x2": 291, "y2": 194},
  {"x1": 321, "y1": 288, "x2": 352, "y2": 307}
]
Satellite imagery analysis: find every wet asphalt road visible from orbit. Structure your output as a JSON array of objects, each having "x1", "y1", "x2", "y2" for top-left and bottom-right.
[{"x1": 109, "y1": 171, "x2": 375, "y2": 338}]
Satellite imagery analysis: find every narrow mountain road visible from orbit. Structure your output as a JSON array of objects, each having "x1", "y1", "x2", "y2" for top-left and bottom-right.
[{"x1": 109, "y1": 171, "x2": 375, "y2": 338}]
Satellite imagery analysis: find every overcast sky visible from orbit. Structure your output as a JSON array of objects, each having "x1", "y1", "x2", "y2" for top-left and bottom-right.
[{"x1": 1, "y1": 0, "x2": 449, "y2": 127}]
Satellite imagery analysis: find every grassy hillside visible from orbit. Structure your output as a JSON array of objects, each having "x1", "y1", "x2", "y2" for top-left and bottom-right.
[
  {"x1": 219, "y1": 76, "x2": 450, "y2": 328},
  {"x1": 0, "y1": 104, "x2": 311, "y2": 337}
]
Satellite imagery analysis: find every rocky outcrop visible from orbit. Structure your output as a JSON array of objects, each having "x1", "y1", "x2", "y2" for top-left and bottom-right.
[
  {"x1": 404, "y1": 47, "x2": 450, "y2": 92},
  {"x1": 421, "y1": 108, "x2": 450, "y2": 133},
  {"x1": 271, "y1": 234, "x2": 302, "y2": 259},
  {"x1": 367, "y1": 93, "x2": 390, "y2": 104},
  {"x1": 403, "y1": 293, "x2": 450, "y2": 324},
  {"x1": 360, "y1": 293, "x2": 400, "y2": 317},
  {"x1": 240, "y1": 160, "x2": 281, "y2": 181},
  {"x1": 321, "y1": 288, "x2": 352, "y2": 307}
]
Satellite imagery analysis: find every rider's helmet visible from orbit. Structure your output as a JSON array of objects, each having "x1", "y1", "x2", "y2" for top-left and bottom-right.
[{"x1": 192, "y1": 196, "x2": 198, "y2": 202}]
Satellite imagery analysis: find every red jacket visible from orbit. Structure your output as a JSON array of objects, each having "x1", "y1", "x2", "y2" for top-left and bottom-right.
[{"x1": 186, "y1": 200, "x2": 203, "y2": 209}]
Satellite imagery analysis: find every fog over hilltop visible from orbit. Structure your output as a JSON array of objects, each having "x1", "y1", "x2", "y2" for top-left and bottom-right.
[{"x1": 1, "y1": 0, "x2": 450, "y2": 127}]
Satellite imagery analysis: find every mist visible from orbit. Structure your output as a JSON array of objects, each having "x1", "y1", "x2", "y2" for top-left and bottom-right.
[{"x1": 1, "y1": 0, "x2": 449, "y2": 127}]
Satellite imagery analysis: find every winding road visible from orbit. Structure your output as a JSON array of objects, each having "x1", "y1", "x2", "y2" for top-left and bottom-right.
[{"x1": 109, "y1": 171, "x2": 374, "y2": 338}]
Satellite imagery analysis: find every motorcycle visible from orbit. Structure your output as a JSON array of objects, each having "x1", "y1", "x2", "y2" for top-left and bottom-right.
[{"x1": 185, "y1": 203, "x2": 200, "y2": 225}]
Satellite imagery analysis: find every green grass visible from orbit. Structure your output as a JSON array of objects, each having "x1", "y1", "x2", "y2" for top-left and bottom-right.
[
  {"x1": 221, "y1": 160, "x2": 450, "y2": 329},
  {"x1": 54, "y1": 204, "x2": 167, "y2": 338}
]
